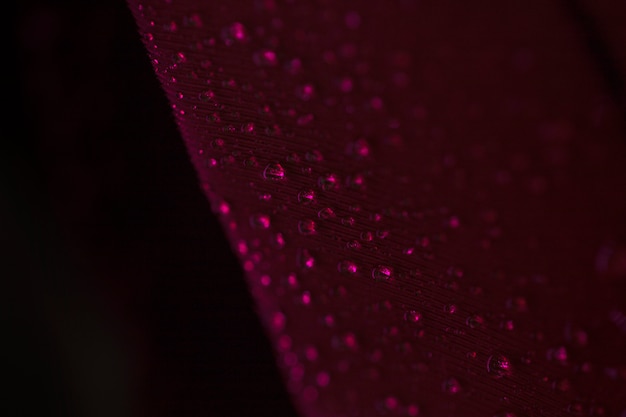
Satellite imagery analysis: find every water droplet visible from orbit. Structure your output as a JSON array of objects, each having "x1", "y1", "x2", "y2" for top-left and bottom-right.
[
  {"x1": 553, "y1": 377, "x2": 571, "y2": 392},
  {"x1": 338, "y1": 260, "x2": 358, "y2": 275},
  {"x1": 567, "y1": 401, "x2": 585, "y2": 416},
  {"x1": 345, "y1": 11, "x2": 361, "y2": 29},
  {"x1": 298, "y1": 219, "x2": 317, "y2": 235},
  {"x1": 263, "y1": 162, "x2": 286, "y2": 180},
  {"x1": 341, "y1": 216, "x2": 355, "y2": 226},
  {"x1": 346, "y1": 138, "x2": 371, "y2": 159},
  {"x1": 547, "y1": 346, "x2": 568, "y2": 364},
  {"x1": 296, "y1": 84, "x2": 315, "y2": 101},
  {"x1": 407, "y1": 404, "x2": 420, "y2": 416},
  {"x1": 506, "y1": 296, "x2": 528, "y2": 313},
  {"x1": 173, "y1": 52, "x2": 186, "y2": 64},
  {"x1": 250, "y1": 213, "x2": 271, "y2": 229},
  {"x1": 360, "y1": 231, "x2": 373, "y2": 241},
  {"x1": 199, "y1": 90, "x2": 215, "y2": 101},
  {"x1": 298, "y1": 189, "x2": 316, "y2": 204},
  {"x1": 316, "y1": 371, "x2": 330, "y2": 387},
  {"x1": 318, "y1": 208, "x2": 335, "y2": 219},
  {"x1": 221, "y1": 22, "x2": 248, "y2": 45},
  {"x1": 346, "y1": 173, "x2": 366, "y2": 190},
  {"x1": 305, "y1": 150, "x2": 323, "y2": 162},
  {"x1": 284, "y1": 58, "x2": 302, "y2": 75},
  {"x1": 372, "y1": 265, "x2": 393, "y2": 281},
  {"x1": 297, "y1": 248, "x2": 315, "y2": 270},
  {"x1": 404, "y1": 310, "x2": 422, "y2": 324},
  {"x1": 442, "y1": 376, "x2": 462, "y2": 394},
  {"x1": 376, "y1": 229, "x2": 390, "y2": 239},
  {"x1": 383, "y1": 396, "x2": 399, "y2": 411},
  {"x1": 271, "y1": 233, "x2": 285, "y2": 249},
  {"x1": 346, "y1": 240, "x2": 361, "y2": 250},
  {"x1": 318, "y1": 173, "x2": 340, "y2": 191},
  {"x1": 253, "y1": 49, "x2": 278, "y2": 67},
  {"x1": 271, "y1": 311, "x2": 286, "y2": 332},
  {"x1": 448, "y1": 216, "x2": 461, "y2": 228},
  {"x1": 332, "y1": 332, "x2": 358, "y2": 351},
  {"x1": 466, "y1": 314, "x2": 485, "y2": 329},
  {"x1": 487, "y1": 353, "x2": 513, "y2": 378}
]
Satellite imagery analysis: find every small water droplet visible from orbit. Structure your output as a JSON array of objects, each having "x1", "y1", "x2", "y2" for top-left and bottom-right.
[
  {"x1": 221, "y1": 22, "x2": 248, "y2": 45},
  {"x1": 448, "y1": 216, "x2": 461, "y2": 228},
  {"x1": 443, "y1": 304, "x2": 457, "y2": 314},
  {"x1": 547, "y1": 346, "x2": 568, "y2": 364},
  {"x1": 259, "y1": 193, "x2": 272, "y2": 202},
  {"x1": 568, "y1": 401, "x2": 585, "y2": 416},
  {"x1": 318, "y1": 208, "x2": 335, "y2": 219},
  {"x1": 506, "y1": 296, "x2": 528, "y2": 313},
  {"x1": 316, "y1": 371, "x2": 330, "y2": 387},
  {"x1": 298, "y1": 189, "x2": 316, "y2": 204},
  {"x1": 346, "y1": 240, "x2": 361, "y2": 250},
  {"x1": 553, "y1": 377, "x2": 571, "y2": 392},
  {"x1": 298, "y1": 219, "x2": 317, "y2": 235},
  {"x1": 263, "y1": 162, "x2": 286, "y2": 180},
  {"x1": 487, "y1": 353, "x2": 513, "y2": 378},
  {"x1": 442, "y1": 376, "x2": 462, "y2": 394},
  {"x1": 376, "y1": 229, "x2": 390, "y2": 239},
  {"x1": 296, "y1": 84, "x2": 315, "y2": 101},
  {"x1": 404, "y1": 310, "x2": 422, "y2": 324},
  {"x1": 360, "y1": 231, "x2": 373, "y2": 241},
  {"x1": 346, "y1": 138, "x2": 371, "y2": 159},
  {"x1": 372, "y1": 265, "x2": 393, "y2": 281},
  {"x1": 407, "y1": 404, "x2": 420, "y2": 416},
  {"x1": 199, "y1": 90, "x2": 215, "y2": 101},
  {"x1": 337, "y1": 260, "x2": 358, "y2": 275},
  {"x1": 466, "y1": 314, "x2": 485, "y2": 329},
  {"x1": 271, "y1": 233, "x2": 285, "y2": 249},
  {"x1": 341, "y1": 216, "x2": 355, "y2": 226},
  {"x1": 250, "y1": 213, "x2": 271, "y2": 229},
  {"x1": 305, "y1": 150, "x2": 323, "y2": 162},
  {"x1": 297, "y1": 248, "x2": 315, "y2": 270},
  {"x1": 253, "y1": 49, "x2": 278, "y2": 67},
  {"x1": 318, "y1": 173, "x2": 340, "y2": 191}
]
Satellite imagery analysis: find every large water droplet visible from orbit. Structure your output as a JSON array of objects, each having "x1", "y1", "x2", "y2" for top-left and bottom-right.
[
  {"x1": 263, "y1": 162, "x2": 286, "y2": 180},
  {"x1": 372, "y1": 265, "x2": 393, "y2": 281},
  {"x1": 487, "y1": 353, "x2": 513, "y2": 378}
]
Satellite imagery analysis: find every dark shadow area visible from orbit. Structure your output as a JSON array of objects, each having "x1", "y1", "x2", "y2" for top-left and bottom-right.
[{"x1": 7, "y1": 1, "x2": 298, "y2": 416}]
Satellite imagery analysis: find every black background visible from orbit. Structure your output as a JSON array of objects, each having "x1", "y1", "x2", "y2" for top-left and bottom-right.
[{"x1": 7, "y1": 1, "x2": 297, "y2": 416}]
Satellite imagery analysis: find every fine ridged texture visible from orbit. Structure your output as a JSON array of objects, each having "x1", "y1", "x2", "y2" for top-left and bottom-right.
[{"x1": 127, "y1": 1, "x2": 626, "y2": 416}]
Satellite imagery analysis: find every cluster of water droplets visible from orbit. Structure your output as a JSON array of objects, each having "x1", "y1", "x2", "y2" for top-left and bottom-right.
[{"x1": 132, "y1": 4, "x2": 626, "y2": 415}]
